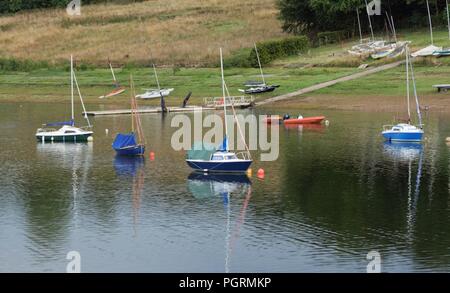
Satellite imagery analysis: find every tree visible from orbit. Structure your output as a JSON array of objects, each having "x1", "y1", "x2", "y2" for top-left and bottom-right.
[{"x1": 277, "y1": 0, "x2": 448, "y2": 39}]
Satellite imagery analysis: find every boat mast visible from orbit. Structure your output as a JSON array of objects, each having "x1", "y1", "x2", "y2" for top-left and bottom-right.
[
  {"x1": 152, "y1": 64, "x2": 161, "y2": 92},
  {"x1": 447, "y1": 0, "x2": 450, "y2": 40},
  {"x1": 364, "y1": 0, "x2": 375, "y2": 42},
  {"x1": 406, "y1": 46, "x2": 411, "y2": 123},
  {"x1": 409, "y1": 49, "x2": 423, "y2": 128},
  {"x1": 71, "y1": 55, "x2": 74, "y2": 123},
  {"x1": 220, "y1": 48, "x2": 228, "y2": 152},
  {"x1": 356, "y1": 8, "x2": 363, "y2": 44},
  {"x1": 109, "y1": 60, "x2": 117, "y2": 83},
  {"x1": 130, "y1": 75, "x2": 135, "y2": 133},
  {"x1": 254, "y1": 43, "x2": 266, "y2": 85},
  {"x1": 426, "y1": 0, "x2": 434, "y2": 45}
]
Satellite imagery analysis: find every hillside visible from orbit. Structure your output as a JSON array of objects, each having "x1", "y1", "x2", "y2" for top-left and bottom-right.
[{"x1": 0, "y1": 0, "x2": 286, "y2": 66}]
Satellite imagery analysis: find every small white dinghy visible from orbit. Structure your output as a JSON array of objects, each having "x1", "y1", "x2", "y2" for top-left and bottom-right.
[{"x1": 137, "y1": 64, "x2": 174, "y2": 100}]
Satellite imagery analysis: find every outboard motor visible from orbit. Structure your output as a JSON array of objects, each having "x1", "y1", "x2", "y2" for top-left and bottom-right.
[{"x1": 283, "y1": 114, "x2": 290, "y2": 120}]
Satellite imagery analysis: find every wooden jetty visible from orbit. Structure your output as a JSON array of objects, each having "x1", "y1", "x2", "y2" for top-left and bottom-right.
[
  {"x1": 84, "y1": 106, "x2": 214, "y2": 116},
  {"x1": 84, "y1": 96, "x2": 254, "y2": 116},
  {"x1": 203, "y1": 96, "x2": 255, "y2": 109}
]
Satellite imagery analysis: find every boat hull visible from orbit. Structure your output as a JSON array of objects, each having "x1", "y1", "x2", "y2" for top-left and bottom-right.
[
  {"x1": 36, "y1": 133, "x2": 92, "y2": 142},
  {"x1": 186, "y1": 159, "x2": 252, "y2": 173},
  {"x1": 382, "y1": 131, "x2": 423, "y2": 142},
  {"x1": 284, "y1": 116, "x2": 325, "y2": 125},
  {"x1": 114, "y1": 145, "x2": 145, "y2": 156}
]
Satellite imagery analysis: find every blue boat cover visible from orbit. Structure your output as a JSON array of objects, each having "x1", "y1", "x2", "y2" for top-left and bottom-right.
[
  {"x1": 46, "y1": 119, "x2": 74, "y2": 127},
  {"x1": 113, "y1": 133, "x2": 137, "y2": 150},
  {"x1": 217, "y1": 137, "x2": 228, "y2": 152}
]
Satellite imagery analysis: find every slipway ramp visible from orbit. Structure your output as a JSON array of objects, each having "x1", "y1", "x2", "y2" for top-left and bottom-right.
[{"x1": 256, "y1": 61, "x2": 404, "y2": 106}]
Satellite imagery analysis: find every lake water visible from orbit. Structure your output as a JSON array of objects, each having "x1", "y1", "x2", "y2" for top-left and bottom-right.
[{"x1": 1, "y1": 102, "x2": 450, "y2": 272}]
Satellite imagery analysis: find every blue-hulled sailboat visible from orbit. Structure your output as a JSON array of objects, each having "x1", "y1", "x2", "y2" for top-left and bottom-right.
[
  {"x1": 382, "y1": 46, "x2": 424, "y2": 142},
  {"x1": 36, "y1": 55, "x2": 93, "y2": 142},
  {"x1": 186, "y1": 49, "x2": 252, "y2": 173},
  {"x1": 112, "y1": 76, "x2": 146, "y2": 156}
]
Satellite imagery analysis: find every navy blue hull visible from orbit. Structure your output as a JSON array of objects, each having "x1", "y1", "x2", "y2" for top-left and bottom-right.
[
  {"x1": 382, "y1": 131, "x2": 423, "y2": 142},
  {"x1": 114, "y1": 145, "x2": 145, "y2": 156},
  {"x1": 186, "y1": 160, "x2": 252, "y2": 173}
]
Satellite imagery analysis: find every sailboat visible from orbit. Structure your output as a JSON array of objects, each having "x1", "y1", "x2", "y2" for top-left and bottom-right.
[
  {"x1": 412, "y1": 0, "x2": 442, "y2": 57},
  {"x1": 238, "y1": 43, "x2": 279, "y2": 95},
  {"x1": 186, "y1": 48, "x2": 253, "y2": 173},
  {"x1": 99, "y1": 60, "x2": 126, "y2": 99},
  {"x1": 112, "y1": 75, "x2": 146, "y2": 156},
  {"x1": 136, "y1": 64, "x2": 174, "y2": 99},
  {"x1": 36, "y1": 56, "x2": 93, "y2": 142},
  {"x1": 382, "y1": 46, "x2": 424, "y2": 142}
]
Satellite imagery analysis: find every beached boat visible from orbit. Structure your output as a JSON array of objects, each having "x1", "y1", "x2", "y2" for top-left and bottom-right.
[
  {"x1": 283, "y1": 116, "x2": 325, "y2": 125},
  {"x1": 136, "y1": 64, "x2": 174, "y2": 100},
  {"x1": 382, "y1": 46, "x2": 424, "y2": 142},
  {"x1": 186, "y1": 49, "x2": 252, "y2": 173},
  {"x1": 36, "y1": 56, "x2": 93, "y2": 142},
  {"x1": 112, "y1": 76, "x2": 146, "y2": 156},
  {"x1": 238, "y1": 44, "x2": 280, "y2": 95},
  {"x1": 99, "y1": 60, "x2": 126, "y2": 99}
]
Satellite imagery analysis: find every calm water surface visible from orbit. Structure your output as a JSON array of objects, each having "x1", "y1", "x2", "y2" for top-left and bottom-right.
[{"x1": 1, "y1": 102, "x2": 450, "y2": 272}]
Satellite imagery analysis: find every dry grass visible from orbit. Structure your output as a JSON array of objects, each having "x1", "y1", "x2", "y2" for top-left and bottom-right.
[{"x1": 0, "y1": 0, "x2": 286, "y2": 66}]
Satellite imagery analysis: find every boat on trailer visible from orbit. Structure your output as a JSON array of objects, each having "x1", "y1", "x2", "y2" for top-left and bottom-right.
[
  {"x1": 186, "y1": 49, "x2": 252, "y2": 173},
  {"x1": 36, "y1": 55, "x2": 93, "y2": 142},
  {"x1": 382, "y1": 45, "x2": 424, "y2": 142},
  {"x1": 112, "y1": 76, "x2": 146, "y2": 156}
]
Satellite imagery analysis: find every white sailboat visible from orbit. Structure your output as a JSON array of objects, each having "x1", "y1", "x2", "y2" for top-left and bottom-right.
[
  {"x1": 36, "y1": 55, "x2": 93, "y2": 143},
  {"x1": 136, "y1": 64, "x2": 174, "y2": 99},
  {"x1": 412, "y1": 0, "x2": 442, "y2": 57}
]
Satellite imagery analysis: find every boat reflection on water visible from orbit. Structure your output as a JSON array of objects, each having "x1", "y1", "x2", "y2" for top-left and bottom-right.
[
  {"x1": 113, "y1": 156, "x2": 145, "y2": 236},
  {"x1": 187, "y1": 173, "x2": 252, "y2": 272},
  {"x1": 383, "y1": 141, "x2": 424, "y2": 242},
  {"x1": 284, "y1": 123, "x2": 326, "y2": 133},
  {"x1": 187, "y1": 173, "x2": 251, "y2": 199},
  {"x1": 383, "y1": 141, "x2": 423, "y2": 162},
  {"x1": 114, "y1": 156, "x2": 145, "y2": 177}
]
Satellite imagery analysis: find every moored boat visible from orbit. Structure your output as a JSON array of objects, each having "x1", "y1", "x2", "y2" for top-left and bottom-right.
[
  {"x1": 36, "y1": 55, "x2": 93, "y2": 143},
  {"x1": 283, "y1": 116, "x2": 325, "y2": 125},
  {"x1": 186, "y1": 49, "x2": 252, "y2": 173},
  {"x1": 382, "y1": 45, "x2": 424, "y2": 142},
  {"x1": 112, "y1": 75, "x2": 146, "y2": 156}
]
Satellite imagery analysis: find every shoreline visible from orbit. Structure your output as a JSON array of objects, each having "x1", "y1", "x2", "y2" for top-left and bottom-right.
[{"x1": 3, "y1": 93, "x2": 450, "y2": 113}]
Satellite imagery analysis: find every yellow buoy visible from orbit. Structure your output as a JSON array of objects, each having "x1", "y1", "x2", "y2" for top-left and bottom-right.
[{"x1": 246, "y1": 168, "x2": 252, "y2": 177}]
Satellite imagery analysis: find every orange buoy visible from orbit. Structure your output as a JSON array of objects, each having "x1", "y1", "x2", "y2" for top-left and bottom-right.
[{"x1": 257, "y1": 168, "x2": 265, "y2": 179}]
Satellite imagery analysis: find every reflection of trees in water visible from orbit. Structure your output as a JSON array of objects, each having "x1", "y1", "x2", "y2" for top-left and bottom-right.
[
  {"x1": 187, "y1": 173, "x2": 252, "y2": 273},
  {"x1": 19, "y1": 143, "x2": 92, "y2": 259},
  {"x1": 280, "y1": 123, "x2": 450, "y2": 269}
]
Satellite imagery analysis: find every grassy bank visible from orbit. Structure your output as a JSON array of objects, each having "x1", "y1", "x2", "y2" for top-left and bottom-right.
[
  {"x1": 0, "y1": 66, "x2": 357, "y2": 106},
  {"x1": 0, "y1": 0, "x2": 285, "y2": 66}
]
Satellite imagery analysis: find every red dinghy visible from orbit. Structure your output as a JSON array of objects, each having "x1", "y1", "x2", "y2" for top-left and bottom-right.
[{"x1": 283, "y1": 116, "x2": 325, "y2": 125}]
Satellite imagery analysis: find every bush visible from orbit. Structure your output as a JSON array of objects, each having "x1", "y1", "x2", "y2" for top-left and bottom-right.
[
  {"x1": 0, "y1": 58, "x2": 49, "y2": 71},
  {"x1": 317, "y1": 30, "x2": 350, "y2": 46},
  {"x1": 223, "y1": 48, "x2": 252, "y2": 68},
  {"x1": 249, "y1": 36, "x2": 309, "y2": 67}
]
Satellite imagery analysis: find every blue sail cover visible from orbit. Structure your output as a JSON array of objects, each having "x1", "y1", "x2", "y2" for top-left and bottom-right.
[
  {"x1": 217, "y1": 137, "x2": 228, "y2": 152},
  {"x1": 46, "y1": 119, "x2": 74, "y2": 127},
  {"x1": 112, "y1": 133, "x2": 137, "y2": 150}
]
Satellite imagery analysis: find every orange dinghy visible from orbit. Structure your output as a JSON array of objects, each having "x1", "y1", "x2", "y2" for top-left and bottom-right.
[{"x1": 283, "y1": 116, "x2": 325, "y2": 125}]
